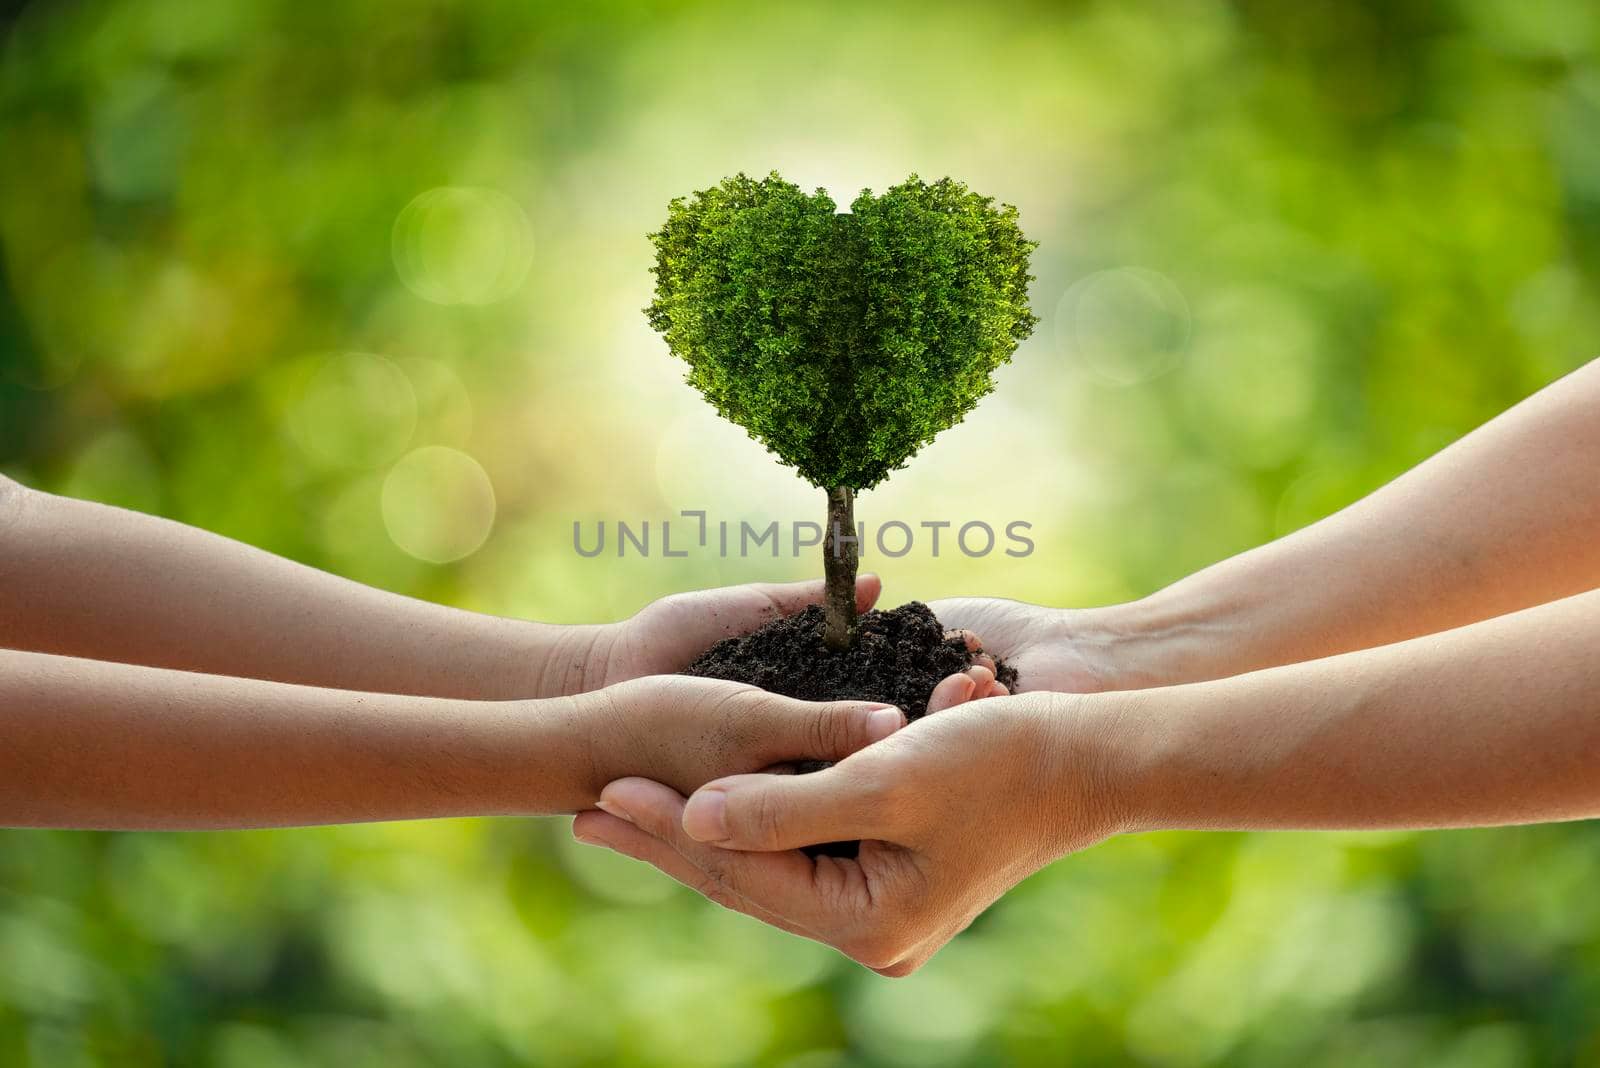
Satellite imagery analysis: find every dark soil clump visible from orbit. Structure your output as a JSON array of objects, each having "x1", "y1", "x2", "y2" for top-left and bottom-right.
[{"x1": 684, "y1": 601, "x2": 1017, "y2": 858}]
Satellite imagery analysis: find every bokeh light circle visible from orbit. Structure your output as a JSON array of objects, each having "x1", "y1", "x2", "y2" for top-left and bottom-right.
[
  {"x1": 288, "y1": 353, "x2": 417, "y2": 470},
  {"x1": 381, "y1": 446, "x2": 497, "y2": 563},
  {"x1": 397, "y1": 357, "x2": 475, "y2": 445},
  {"x1": 391, "y1": 186, "x2": 534, "y2": 305},
  {"x1": 1057, "y1": 267, "x2": 1191, "y2": 386}
]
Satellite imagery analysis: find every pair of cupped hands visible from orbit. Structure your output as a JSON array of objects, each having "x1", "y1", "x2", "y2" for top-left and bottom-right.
[{"x1": 575, "y1": 573, "x2": 1116, "y2": 977}]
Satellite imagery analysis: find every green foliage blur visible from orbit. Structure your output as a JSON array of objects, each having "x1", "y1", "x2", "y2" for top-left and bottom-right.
[
  {"x1": 646, "y1": 173, "x2": 1036, "y2": 491},
  {"x1": 3, "y1": 0, "x2": 1600, "y2": 1064}
]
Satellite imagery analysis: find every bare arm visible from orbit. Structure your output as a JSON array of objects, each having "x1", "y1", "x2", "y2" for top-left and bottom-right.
[
  {"x1": 1118, "y1": 585, "x2": 1600, "y2": 832},
  {"x1": 939, "y1": 357, "x2": 1600, "y2": 693},
  {"x1": 1114, "y1": 356, "x2": 1600, "y2": 685},
  {"x1": 0, "y1": 477, "x2": 884, "y2": 700},
  {"x1": 0, "y1": 648, "x2": 577, "y2": 828},
  {"x1": 0, "y1": 649, "x2": 907, "y2": 830},
  {"x1": 572, "y1": 586, "x2": 1600, "y2": 974},
  {"x1": 0, "y1": 477, "x2": 593, "y2": 699}
]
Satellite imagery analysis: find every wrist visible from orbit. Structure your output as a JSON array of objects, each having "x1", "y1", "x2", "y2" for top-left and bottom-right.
[
  {"x1": 564, "y1": 683, "x2": 640, "y2": 800},
  {"x1": 1080, "y1": 679, "x2": 1245, "y2": 837},
  {"x1": 1033, "y1": 689, "x2": 1167, "y2": 853},
  {"x1": 1083, "y1": 582, "x2": 1260, "y2": 690},
  {"x1": 360, "y1": 693, "x2": 594, "y2": 820},
  {"x1": 1014, "y1": 691, "x2": 1128, "y2": 859},
  {"x1": 517, "y1": 621, "x2": 619, "y2": 699},
  {"x1": 498, "y1": 692, "x2": 608, "y2": 813}
]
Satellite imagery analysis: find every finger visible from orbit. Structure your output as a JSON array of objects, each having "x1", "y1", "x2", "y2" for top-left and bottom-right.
[
  {"x1": 599, "y1": 782, "x2": 939, "y2": 973},
  {"x1": 671, "y1": 576, "x2": 885, "y2": 651},
  {"x1": 761, "y1": 696, "x2": 906, "y2": 764},
  {"x1": 965, "y1": 665, "x2": 995, "y2": 690},
  {"x1": 572, "y1": 811, "x2": 816, "y2": 940},
  {"x1": 856, "y1": 573, "x2": 882, "y2": 615},
  {"x1": 678, "y1": 765, "x2": 892, "y2": 852},
  {"x1": 749, "y1": 573, "x2": 882, "y2": 620},
  {"x1": 989, "y1": 681, "x2": 1010, "y2": 697},
  {"x1": 949, "y1": 630, "x2": 997, "y2": 679},
  {"x1": 597, "y1": 777, "x2": 864, "y2": 924},
  {"x1": 949, "y1": 629, "x2": 983, "y2": 654},
  {"x1": 926, "y1": 672, "x2": 977, "y2": 714}
]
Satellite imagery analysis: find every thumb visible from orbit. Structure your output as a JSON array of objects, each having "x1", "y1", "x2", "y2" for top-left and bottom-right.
[
  {"x1": 763, "y1": 696, "x2": 906, "y2": 766},
  {"x1": 742, "y1": 573, "x2": 882, "y2": 622},
  {"x1": 682, "y1": 766, "x2": 891, "y2": 852}
]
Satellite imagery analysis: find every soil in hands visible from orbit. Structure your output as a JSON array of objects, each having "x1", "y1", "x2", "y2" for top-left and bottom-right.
[{"x1": 683, "y1": 600, "x2": 1017, "y2": 858}]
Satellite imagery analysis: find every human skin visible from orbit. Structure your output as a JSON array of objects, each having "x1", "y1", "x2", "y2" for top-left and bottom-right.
[
  {"x1": 577, "y1": 586, "x2": 1600, "y2": 975},
  {"x1": 577, "y1": 356, "x2": 1600, "y2": 973},
  {"x1": 0, "y1": 478, "x2": 996, "y2": 829},
  {"x1": 932, "y1": 356, "x2": 1600, "y2": 695},
  {"x1": 0, "y1": 655, "x2": 998, "y2": 830},
  {"x1": 0, "y1": 655, "x2": 917, "y2": 829},
  {"x1": 0, "y1": 474, "x2": 913, "y2": 699}
]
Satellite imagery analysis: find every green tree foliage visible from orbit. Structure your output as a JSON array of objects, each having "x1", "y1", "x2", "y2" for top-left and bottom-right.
[
  {"x1": 6, "y1": 0, "x2": 1600, "y2": 1060},
  {"x1": 646, "y1": 172, "x2": 1038, "y2": 491}
]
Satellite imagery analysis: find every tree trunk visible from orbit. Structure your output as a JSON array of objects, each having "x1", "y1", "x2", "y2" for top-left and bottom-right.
[{"x1": 822, "y1": 486, "x2": 858, "y2": 650}]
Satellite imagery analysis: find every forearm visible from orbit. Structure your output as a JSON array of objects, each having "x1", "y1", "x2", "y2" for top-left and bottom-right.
[
  {"x1": 0, "y1": 648, "x2": 606, "y2": 829},
  {"x1": 1103, "y1": 587, "x2": 1600, "y2": 834},
  {"x1": 0, "y1": 480, "x2": 608, "y2": 699},
  {"x1": 1096, "y1": 357, "x2": 1600, "y2": 687}
]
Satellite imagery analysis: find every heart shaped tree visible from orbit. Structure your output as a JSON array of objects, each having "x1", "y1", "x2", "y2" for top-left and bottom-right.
[{"x1": 646, "y1": 173, "x2": 1037, "y2": 649}]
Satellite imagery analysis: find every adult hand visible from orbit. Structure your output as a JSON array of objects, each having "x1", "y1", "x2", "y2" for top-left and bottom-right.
[
  {"x1": 573, "y1": 690, "x2": 1130, "y2": 974},
  {"x1": 572, "y1": 675, "x2": 899, "y2": 800},
  {"x1": 930, "y1": 597, "x2": 1174, "y2": 694},
  {"x1": 571, "y1": 662, "x2": 1000, "y2": 804}
]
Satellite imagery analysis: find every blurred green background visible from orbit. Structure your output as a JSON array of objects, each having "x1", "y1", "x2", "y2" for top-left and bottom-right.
[{"x1": 3, "y1": 0, "x2": 1600, "y2": 1064}]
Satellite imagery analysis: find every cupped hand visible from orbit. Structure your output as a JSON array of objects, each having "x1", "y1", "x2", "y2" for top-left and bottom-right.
[
  {"x1": 574, "y1": 660, "x2": 999, "y2": 803},
  {"x1": 591, "y1": 576, "x2": 885, "y2": 688},
  {"x1": 929, "y1": 597, "x2": 1126, "y2": 694},
  {"x1": 572, "y1": 690, "x2": 1131, "y2": 975}
]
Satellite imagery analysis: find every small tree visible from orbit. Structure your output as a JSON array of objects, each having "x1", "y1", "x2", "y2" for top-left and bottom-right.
[{"x1": 647, "y1": 173, "x2": 1037, "y2": 649}]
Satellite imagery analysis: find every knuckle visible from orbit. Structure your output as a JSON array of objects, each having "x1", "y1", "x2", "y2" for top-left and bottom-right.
[
  {"x1": 712, "y1": 682, "x2": 764, "y2": 719},
  {"x1": 752, "y1": 584, "x2": 788, "y2": 615},
  {"x1": 648, "y1": 591, "x2": 695, "y2": 620},
  {"x1": 684, "y1": 684, "x2": 760, "y2": 754},
  {"x1": 844, "y1": 767, "x2": 904, "y2": 826},
  {"x1": 599, "y1": 678, "x2": 638, "y2": 711},
  {"x1": 706, "y1": 687, "x2": 762, "y2": 745},
  {"x1": 746, "y1": 787, "x2": 787, "y2": 848},
  {"x1": 805, "y1": 705, "x2": 850, "y2": 758}
]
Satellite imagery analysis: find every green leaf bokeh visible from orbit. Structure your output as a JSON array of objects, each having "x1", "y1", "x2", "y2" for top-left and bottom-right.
[{"x1": 3, "y1": 1, "x2": 1600, "y2": 1065}]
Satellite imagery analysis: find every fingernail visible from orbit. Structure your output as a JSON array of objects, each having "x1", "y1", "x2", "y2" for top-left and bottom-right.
[
  {"x1": 595, "y1": 800, "x2": 633, "y2": 824},
  {"x1": 866, "y1": 706, "x2": 905, "y2": 743},
  {"x1": 574, "y1": 830, "x2": 609, "y2": 848},
  {"x1": 682, "y1": 789, "x2": 728, "y2": 842}
]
